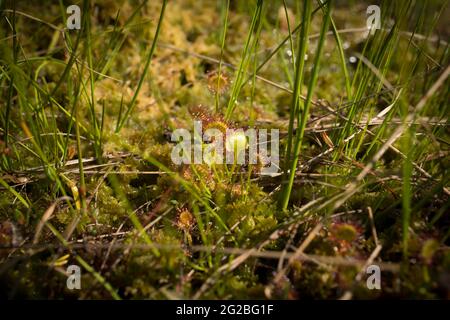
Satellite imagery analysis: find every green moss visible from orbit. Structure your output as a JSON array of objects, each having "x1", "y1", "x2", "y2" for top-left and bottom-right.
[{"x1": 0, "y1": 0, "x2": 448, "y2": 299}]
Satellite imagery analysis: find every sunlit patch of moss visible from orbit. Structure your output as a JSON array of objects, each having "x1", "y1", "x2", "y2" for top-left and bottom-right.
[
  {"x1": 0, "y1": 0, "x2": 447, "y2": 300},
  {"x1": 94, "y1": 184, "x2": 129, "y2": 225}
]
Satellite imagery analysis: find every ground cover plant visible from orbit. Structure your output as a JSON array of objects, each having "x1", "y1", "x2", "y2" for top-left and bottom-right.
[{"x1": 0, "y1": 0, "x2": 449, "y2": 299}]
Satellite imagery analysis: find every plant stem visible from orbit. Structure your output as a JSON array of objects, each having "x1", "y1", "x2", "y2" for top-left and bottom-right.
[{"x1": 280, "y1": 0, "x2": 332, "y2": 210}]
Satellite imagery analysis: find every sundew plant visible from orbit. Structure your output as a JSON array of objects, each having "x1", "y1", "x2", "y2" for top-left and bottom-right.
[{"x1": 0, "y1": 0, "x2": 449, "y2": 299}]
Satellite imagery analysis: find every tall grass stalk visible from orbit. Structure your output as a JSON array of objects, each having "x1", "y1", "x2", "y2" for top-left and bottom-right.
[
  {"x1": 283, "y1": 0, "x2": 312, "y2": 179},
  {"x1": 280, "y1": 0, "x2": 332, "y2": 210}
]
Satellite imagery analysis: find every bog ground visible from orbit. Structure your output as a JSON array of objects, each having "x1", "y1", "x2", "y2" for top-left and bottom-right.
[{"x1": 0, "y1": 0, "x2": 449, "y2": 299}]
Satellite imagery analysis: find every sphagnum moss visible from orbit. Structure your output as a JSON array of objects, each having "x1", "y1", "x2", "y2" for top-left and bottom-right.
[{"x1": 0, "y1": 0, "x2": 449, "y2": 299}]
